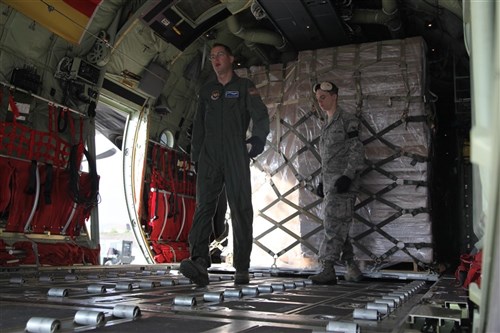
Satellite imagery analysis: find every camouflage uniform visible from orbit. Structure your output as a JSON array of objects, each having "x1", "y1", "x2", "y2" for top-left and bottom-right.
[{"x1": 318, "y1": 107, "x2": 364, "y2": 262}]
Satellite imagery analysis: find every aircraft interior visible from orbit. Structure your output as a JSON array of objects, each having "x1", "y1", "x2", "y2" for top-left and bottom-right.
[{"x1": 0, "y1": 1, "x2": 498, "y2": 332}]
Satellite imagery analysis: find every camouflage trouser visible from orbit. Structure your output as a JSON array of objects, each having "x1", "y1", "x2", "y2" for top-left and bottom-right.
[{"x1": 318, "y1": 191, "x2": 356, "y2": 262}]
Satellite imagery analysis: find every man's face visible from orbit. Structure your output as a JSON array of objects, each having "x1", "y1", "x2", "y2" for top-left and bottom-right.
[
  {"x1": 315, "y1": 90, "x2": 336, "y2": 112},
  {"x1": 210, "y1": 46, "x2": 233, "y2": 75}
]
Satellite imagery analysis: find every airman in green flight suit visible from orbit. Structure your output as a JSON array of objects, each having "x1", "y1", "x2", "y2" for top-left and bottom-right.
[{"x1": 180, "y1": 43, "x2": 270, "y2": 286}]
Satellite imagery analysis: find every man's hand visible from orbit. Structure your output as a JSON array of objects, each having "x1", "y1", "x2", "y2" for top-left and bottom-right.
[
  {"x1": 334, "y1": 175, "x2": 351, "y2": 193},
  {"x1": 246, "y1": 136, "x2": 265, "y2": 158},
  {"x1": 315, "y1": 182, "x2": 324, "y2": 198}
]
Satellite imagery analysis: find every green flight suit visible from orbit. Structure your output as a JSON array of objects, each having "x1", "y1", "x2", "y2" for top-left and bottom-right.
[{"x1": 190, "y1": 73, "x2": 269, "y2": 271}]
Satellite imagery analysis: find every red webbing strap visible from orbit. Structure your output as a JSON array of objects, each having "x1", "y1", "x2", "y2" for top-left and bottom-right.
[
  {"x1": 149, "y1": 169, "x2": 160, "y2": 224},
  {"x1": 9, "y1": 241, "x2": 99, "y2": 265},
  {"x1": 167, "y1": 149, "x2": 177, "y2": 194},
  {"x1": 5, "y1": 160, "x2": 34, "y2": 232},
  {"x1": 67, "y1": 113, "x2": 84, "y2": 167},
  {"x1": 455, "y1": 253, "x2": 472, "y2": 286},
  {"x1": 8, "y1": 94, "x2": 20, "y2": 120},
  {"x1": 463, "y1": 250, "x2": 482, "y2": 289},
  {"x1": 181, "y1": 156, "x2": 187, "y2": 194},
  {"x1": 455, "y1": 251, "x2": 483, "y2": 289},
  {"x1": 0, "y1": 93, "x2": 31, "y2": 160},
  {"x1": 0, "y1": 158, "x2": 14, "y2": 213},
  {"x1": 1, "y1": 94, "x2": 78, "y2": 168},
  {"x1": 152, "y1": 241, "x2": 190, "y2": 263},
  {"x1": 148, "y1": 145, "x2": 159, "y2": 224},
  {"x1": 161, "y1": 146, "x2": 168, "y2": 189}
]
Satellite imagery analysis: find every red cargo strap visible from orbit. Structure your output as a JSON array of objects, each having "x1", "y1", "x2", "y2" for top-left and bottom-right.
[{"x1": 455, "y1": 250, "x2": 482, "y2": 289}]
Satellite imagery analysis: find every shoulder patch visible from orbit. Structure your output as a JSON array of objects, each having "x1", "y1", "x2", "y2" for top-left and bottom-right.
[{"x1": 248, "y1": 87, "x2": 260, "y2": 96}]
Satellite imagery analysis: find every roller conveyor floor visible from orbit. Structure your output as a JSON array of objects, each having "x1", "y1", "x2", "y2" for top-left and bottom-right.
[{"x1": 0, "y1": 265, "x2": 470, "y2": 333}]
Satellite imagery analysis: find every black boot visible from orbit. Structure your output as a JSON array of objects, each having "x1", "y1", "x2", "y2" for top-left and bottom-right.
[
  {"x1": 180, "y1": 257, "x2": 209, "y2": 287},
  {"x1": 344, "y1": 260, "x2": 363, "y2": 282},
  {"x1": 234, "y1": 270, "x2": 249, "y2": 285},
  {"x1": 309, "y1": 260, "x2": 337, "y2": 285}
]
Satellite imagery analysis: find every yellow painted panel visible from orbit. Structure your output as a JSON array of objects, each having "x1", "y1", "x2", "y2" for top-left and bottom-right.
[{"x1": 3, "y1": 0, "x2": 100, "y2": 44}]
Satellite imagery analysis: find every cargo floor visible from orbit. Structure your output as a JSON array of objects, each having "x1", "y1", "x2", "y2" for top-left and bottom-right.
[{"x1": 0, "y1": 265, "x2": 470, "y2": 333}]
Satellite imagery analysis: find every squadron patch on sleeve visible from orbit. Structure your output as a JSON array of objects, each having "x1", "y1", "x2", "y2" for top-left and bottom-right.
[
  {"x1": 211, "y1": 90, "x2": 220, "y2": 100},
  {"x1": 248, "y1": 87, "x2": 260, "y2": 96}
]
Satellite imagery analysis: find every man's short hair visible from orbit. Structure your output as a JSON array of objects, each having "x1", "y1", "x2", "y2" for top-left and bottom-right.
[{"x1": 212, "y1": 43, "x2": 233, "y2": 56}]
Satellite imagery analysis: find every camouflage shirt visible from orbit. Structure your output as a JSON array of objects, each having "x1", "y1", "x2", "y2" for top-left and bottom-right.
[{"x1": 319, "y1": 107, "x2": 365, "y2": 193}]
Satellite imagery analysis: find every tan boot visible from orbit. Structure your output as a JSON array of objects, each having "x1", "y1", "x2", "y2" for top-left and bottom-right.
[
  {"x1": 344, "y1": 260, "x2": 363, "y2": 282},
  {"x1": 309, "y1": 260, "x2": 337, "y2": 285}
]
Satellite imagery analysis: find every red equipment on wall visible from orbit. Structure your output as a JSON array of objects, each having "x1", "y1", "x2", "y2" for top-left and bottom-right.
[
  {"x1": 147, "y1": 144, "x2": 196, "y2": 263},
  {"x1": 0, "y1": 90, "x2": 99, "y2": 266}
]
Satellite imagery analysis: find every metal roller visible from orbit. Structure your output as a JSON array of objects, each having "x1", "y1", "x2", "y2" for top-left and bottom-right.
[
  {"x1": 25, "y1": 317, "x2": 61, "y2": 333},
  {"x1": 156, "y1": 270, "x2": 168, "y2": 275},
  {"x1": 173, "y1": 296, "x2": 196, "y2": 306},
  {"x1": 114, "y1": 282, "x2": 133, "y2": 291},
  {"x1": 203, "y1": 292, "x2": 224, "y2": 302},
  {"x1": 224, "y1": 289, "x2": 243, "y2": 298},
  {"x1": 64, "y1": 275, "x2": 78, "y2": 281},
  {"x1": 257, "y1": 285, "x2": 273, "y2": 293},
  {"x1": 141, "y1": 271, "x2": 152, "y2": 276},
  {"x1": 160, "y1": 279, "x2": 177, "y2": 286},
  {"x1": 325, "y1": 321, "x2": 359, "y2": 333},
  {"x1": 353, "y1": 308, "x2": 379, "y2": 321},
  {"x1": 397, "y1": 290, "x2": 410, "y2": 299},
  {"x1": 303, "y1": 279, "x2": 313, "y2": 285},
  {"x1": 126, "y1": 271, "x2": 137, "y2": 276},
  {"x1": 112, "y1": 304, "x2": 141, "y2": 318},
  {"x1": 74, "y1": 310, "x2": 105, "y2": 326},
  {"x1": 382, "y1": 295, "x2": 401, "y2": 306},
  {"x1": 177, "y1": 278, "x2": 192, "y2": 285},
  {"x1": 87, "y1": 284, "x2": 107, "y2": 294},
  {"x1": 47, "y1": 288, "x2": 68, "y2": 297},
  {"x1": 408, "y1": 281, "x2": 424, "y2": 291},
  {"x1": 139, "y1": 280, "x2": 155, "y2": 289},
  {"x1": 366, "y1": 302, "x2": 389, "y2": 314},
  {"x1": 241, "y1": 287, "x2": 259, "y2": 296},
  {"x1": 396, "y1": 289, "x2": 412, "y2": 297},
  {"x1": 87, "y1": 274, "x2": 100, "y2": 280},
  {"x1": 271, "y1": 283, "x2": 285, "y2": 291},
  {"x1": 39, "y1": 276, "x2": 54, "y2": 282},
  {"x1": 220, "y1": 275, "x2": 233, "y2": 281},
  {"x1": 209, "y1": 276, "x2": 222, "y2": 282},
  {"x1": 388, "y1": 292, "x2": 406, "y2": 302},
  {"x1": 374, "y1": 298, "x2": 395, "y2": 308},
  {"x1": 283, "y1": 281, "x2": 296, "y2": 289},
  {"x1": 9, "y1": 276, "x2": 25, "y2": 284},
  {"x1": 294, "y1": 280, "x2": 306, "y2": 288}
]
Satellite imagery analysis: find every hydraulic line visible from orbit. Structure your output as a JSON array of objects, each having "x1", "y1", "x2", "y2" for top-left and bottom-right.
[
  {"x1": 175, "y1": 196, "x2": 186, "y2": 241},
  {"x1": 158, "y1": 192, "x2": 169, "y2": 240},
  {"x1": 24, "y1": 163, "x2": 40, "y2": 233}
]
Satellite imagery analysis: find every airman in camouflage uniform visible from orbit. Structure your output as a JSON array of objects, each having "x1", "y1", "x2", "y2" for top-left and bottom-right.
[{"x1": 309, "y1": 81, "x2": 365, "y2": 285}]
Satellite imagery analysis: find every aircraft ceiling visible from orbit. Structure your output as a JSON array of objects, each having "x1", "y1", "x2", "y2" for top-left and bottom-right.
[{"x1": 0, "y1": 0, "x2": 467, "y2": 152}]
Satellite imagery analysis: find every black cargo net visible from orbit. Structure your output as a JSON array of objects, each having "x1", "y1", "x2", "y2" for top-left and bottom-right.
[{"x1": 235, "y1": 37, "x2": 433, "y2": 271}]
